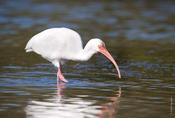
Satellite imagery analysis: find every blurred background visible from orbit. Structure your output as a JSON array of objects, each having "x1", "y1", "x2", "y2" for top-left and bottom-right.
[{"x1": 0, "y1": 0, "x2": 174, "y2": 118}]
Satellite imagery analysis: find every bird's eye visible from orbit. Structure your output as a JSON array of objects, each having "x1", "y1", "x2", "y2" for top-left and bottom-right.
[
  {"x1": 98, "y1": 45, "x2": 102, "y2": 49},
  {"x1": 98, "y1": 45, "x2": 104, "y2": 50}
]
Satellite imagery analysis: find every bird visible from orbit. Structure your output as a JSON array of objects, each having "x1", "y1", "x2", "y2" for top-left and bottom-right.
[{"x1": 25, "y1": 27, "x2": 121, "y2": 82}]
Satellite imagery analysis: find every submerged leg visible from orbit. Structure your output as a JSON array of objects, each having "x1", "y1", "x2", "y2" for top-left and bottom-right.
[{"x1": 57, "y1": 67, "x2": 68, "y2": 83}]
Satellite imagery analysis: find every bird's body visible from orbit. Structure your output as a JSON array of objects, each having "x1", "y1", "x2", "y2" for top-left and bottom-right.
[
  {"x1": 25, "y1": 27, "x2": 121, "y2": 82},
  {"x1": 26, "y1": 28, "x2": 83, "y2": 65}
]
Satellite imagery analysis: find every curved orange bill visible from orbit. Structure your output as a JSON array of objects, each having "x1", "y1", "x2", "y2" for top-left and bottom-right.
[{"x1": 99, "y1": 46, "x2": 121, "y2": 78}]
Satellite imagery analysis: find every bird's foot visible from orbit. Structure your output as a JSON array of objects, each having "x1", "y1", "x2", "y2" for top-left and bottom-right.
[
  {"x1": 57, "y1": 74, "x2": 68, "y2": 83},
  {"x1": 57, "y1": 67, "x2": 68, "y2": 83}
]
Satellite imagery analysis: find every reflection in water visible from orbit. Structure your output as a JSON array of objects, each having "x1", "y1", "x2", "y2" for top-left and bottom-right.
[
  {"x1": 57, "y1": 81, "x2": 65, "y2": 104},
  {"x1": 25, "y1": 82, "x2": 121, "y2": 118},
  {"x1": 99, "y1": 87, "x2": 121, "y2": 118},
  {"x1": 25, "y1": 82, "x2": 99, "y2": 118}
]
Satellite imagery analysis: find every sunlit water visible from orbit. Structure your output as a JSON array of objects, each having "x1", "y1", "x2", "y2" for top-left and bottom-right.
[{"x1": 0, "y1": 0, "x2": 175, "y2": 118}]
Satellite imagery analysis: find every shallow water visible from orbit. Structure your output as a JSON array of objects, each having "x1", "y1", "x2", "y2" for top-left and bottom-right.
[{"x1": 0, "y1": 0, "x2": 175, "y2": 118}]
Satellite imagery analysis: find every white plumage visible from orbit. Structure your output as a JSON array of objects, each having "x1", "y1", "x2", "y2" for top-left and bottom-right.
[
  {"x1": 25, "y1": 27, "x2": 121, "y2": 83},
  {"x1": 26, "y1": 28, "x2": 83, "y2": 64}
]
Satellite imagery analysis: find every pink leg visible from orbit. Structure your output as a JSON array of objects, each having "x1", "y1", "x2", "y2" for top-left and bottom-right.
[{"x1": 57, "y1": 67, "x2": 68, "y2": 83}]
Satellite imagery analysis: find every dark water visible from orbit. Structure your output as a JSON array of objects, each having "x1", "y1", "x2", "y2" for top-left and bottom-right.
[{"x1": 0, "y1": 0, "x2": 175, "y2": 118}]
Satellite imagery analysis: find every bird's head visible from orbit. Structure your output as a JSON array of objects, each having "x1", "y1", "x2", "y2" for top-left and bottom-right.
[{"x1": 86, "y1": 38, "x2": 121, "y2": 78}]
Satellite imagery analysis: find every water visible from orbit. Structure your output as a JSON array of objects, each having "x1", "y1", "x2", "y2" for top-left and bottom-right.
[{"x1": 0, "y1": 0, "x2": 175, "y2": 118}]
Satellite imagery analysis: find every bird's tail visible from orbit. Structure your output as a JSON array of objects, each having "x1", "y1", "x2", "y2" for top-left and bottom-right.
[
  {"x1": 25, "y1": 48, "x2": 33, "y2": 52},
  {"x1": 25, "y1": 37, "x2": 35, "y2": 53},
  {"x1": 25, "y1": 41, "x2": 33, "y2": 52}
]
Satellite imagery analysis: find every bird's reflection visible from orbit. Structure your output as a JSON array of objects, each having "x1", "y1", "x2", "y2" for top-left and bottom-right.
[
  {"x1": 57, "y1": 82, "x2": 122, "y2": 118},
  {"x1": 26, "y1": 82, "x2": 121, "y2": 118},
  {"x1": 57, "y1": 81, "x2": 65, "y2": 104},
  {"x1": 98, "y1": 87, "x2": 121, "y2": 118}
]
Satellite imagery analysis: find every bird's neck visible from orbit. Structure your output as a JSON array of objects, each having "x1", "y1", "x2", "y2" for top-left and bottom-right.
[{"x1": 76, "y1": 44, "x2": 96, "y2": 61}]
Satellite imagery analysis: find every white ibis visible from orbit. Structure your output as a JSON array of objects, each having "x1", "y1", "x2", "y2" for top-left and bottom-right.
[{"x1": 25, "y1": 27, "x2": 121, "y2": 82}]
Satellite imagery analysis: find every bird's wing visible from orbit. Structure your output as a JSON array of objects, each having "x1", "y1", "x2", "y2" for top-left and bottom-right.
[{"x1": 25, "y1": 28, "x2": 83, "y2": 61}]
